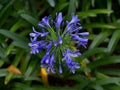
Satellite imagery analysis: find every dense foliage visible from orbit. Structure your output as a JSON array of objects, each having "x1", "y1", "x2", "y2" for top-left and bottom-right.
[{"x1": 0, "y1": 0, "x2": 120, "y2": 90}]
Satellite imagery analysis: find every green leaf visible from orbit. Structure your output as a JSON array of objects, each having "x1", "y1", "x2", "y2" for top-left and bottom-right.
[
  {"x1": 89, "y1": 77, "x2": 120, "y2": 86},
  {"x1": 4, "y1": 73, "x2": 14, "y2": 84},
  {"x1": 12, "y1": 82, "x2": 76, "y2": 90},
  {"x1": 0, "y1": 60, "x2": 4, "y2": 67},
  {"x1": 0, "y1": 0, "x2": 15, "y2": 18},
  {"x1": 91, "y1": 0, "x2": 95, "y2": 7},
  {"x1": 0, "y1": 4, "x2": 3, "y2": 10},
  {"x1": 10, "y1": 20, "x2": 25, "y2": 32},
  {"x1": 88, "y1": 73, "x2": 120, "y2": 89},
  {"x1": 12, "y1": 50, "x2": 24, "y2": 66},
  {"x1": 107, "y1": 0, "x2": 112, "y2": 16},
  {"x1": 47, "y1": 0, "x2": 55, "y2": 7},
  {"x1": 11, "y1": 82, "x2": 29, "y2": 90},
  {"x1": 25, "y1": 86, "x2": 76, "y2": 90},
  {"x1": 0, "y1": 29, "x2": 29, "y2": 50},
  {"x1": 75, "y1": 78, "x2": 93, "y2": 90},
  {"x1": 81, "y1": 0, "x2": 91, "y2": 11},
  {"x1": 20, "y1": 53, "x2": 31, "y2": 73},
  {"x1": 89, "y1": 9, "x2": 113, "y2": 14},
  {"x1": 0, "y1": 46, "x2": 5, "y2": 58},
  {"x1": 24, "y1": 59, "x2": 38, "y2": 76},
  {"x1": 5, "y1": 45, "x2": 14, "y2": 56},
  {"x1": 89, "y1": 31, "x2": 111, "y2": 49},
  {"x1": 0, "y1": 0, "x2": 16, "y2": 27},
  {"x1": 107, "y1": 30, "x2": 120, "y2": 53},
  {"x1": 99, "y1": 68, "x2": 120, "y2": 76},
  {"x1": 82, "y1": 48, "x2": 107, "y2": 59},
  {"x1": 0, "y1": 69, "x2": 8, "y2": 77},
  {"x1": 106, "y1": 85, "x2": 120, "y2": 90},
  {"x1": 20, "y1": 13, "x2": 39, "y2": 26},
  {"x1": 4, "y1": 50, "x2": 24, "y2": 84},
  {"x1": 78, "y1": 9, "x2": 113, "y2": 18},
  {"x1": 24, "y1": 76, "x2": 42, "y2": 82},
  {"x1": 78, "y1": 12, "x2": 97, "y2": 18},
  {"x1": 83, "y1": 23, "x2": 116, "y2": 29},
  {"x1": 12, "y1": 41, "x2": 29, "y2": 50},
  {"x1": 88, "y1": 56, "x2": 120, "y2": 69},
  {"x1": 93, "y1": 85, "x2": 104, "y2": 90},
  {"x1": 52, "y1": 2, "x2": 69, "y2": 16},
  {"x1": 68, "y1": 0, "x2": 76, "y2": 16}
]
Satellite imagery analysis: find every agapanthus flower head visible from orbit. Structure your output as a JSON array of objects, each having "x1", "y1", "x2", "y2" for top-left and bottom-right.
[{"x1": 29, "y1": 12, "x2": 89, "y2": 74}]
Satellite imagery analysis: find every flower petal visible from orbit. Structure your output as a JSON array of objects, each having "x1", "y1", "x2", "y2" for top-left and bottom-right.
[
  {"x1": 55, "y1": 12, "x2": 63, "y2": 29},
  {"x1": 38, "y1": 16, "x2": 51, "y2": 28},
  {"x1": 69, "y1": 15, "x2": 80, "y2": 24}
]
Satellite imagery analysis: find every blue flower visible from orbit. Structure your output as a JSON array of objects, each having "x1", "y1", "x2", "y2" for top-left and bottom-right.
[
  {"x1": 78, "y1": 32, "x2": 89, "y2": 36},
  {"x1": 62, "y1": 49, "x2": 81, "y2": 73},
  {"x1": 65, "y1": 16, "x2": 82, "y2": 35},
  {"x1": 38, "y1": 16, "x2": 51, "y2": 28},
  {"x1": 29, "y1": 27, "x2": 41, "y2": 41},
  {"x1": 41, "y1": 51, "x2": 50, "y2": 65},
  {"x1": 46, "y1": 41, "x2": 52, "y2": 51},
  {"x1": 69, "y1": 15, "x2": 80, "y2": 25},
  {"x1": 29, "y1": 40, "x2": 48, "y2": 54},
  {"x1": 71, "y1": 34, "x2": 88, "y2": 48},
  {"x1": 46, "y1": 54, "x2": 55, "y2": 73},
  {"x1": 41, "y1": 52, "x2": 55, "y2": 73},
  {"x1": 29, "y1": 12, "x2": 89, "y2": 74},
  {"x1": 55, "y1": 12, "x2": 63, "y2": 29},
  {"x1": 67, "y1": 60, "x2": 80, "y2": 73},
  {"x1": 62, "y1": 49, "x2": 81, "y2": 59},
  {"x1": 30, "y1": 27, "x2": 49, "y2": 41}
]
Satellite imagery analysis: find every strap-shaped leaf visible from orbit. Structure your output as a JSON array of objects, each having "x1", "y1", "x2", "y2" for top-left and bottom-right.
[
  {"x1": 78, "y1": 9, "x2": 113, "y2": 18},
  {"x1": 0, "y1": 29, "x2": 29, "y2": 50},
  {"x1": 0, "y1": 69, "x2": 8, "y2": 77},
  {"x1": 89, "y1": 31, "x2": 111, "y2": 49},
  {"x1": 88, "y1": 56, "x2": 120, "y2": 69},
  {"x1": 68, "y1": 0, "x2": 76, "y2": 16},
  {"x1": 82, "y1": 48, "x2": 107, "y2": 59},
  {"x1": 0, "y1": 0, "x2": 15, "y2": 18},
  {"x1": 83, "y1": 23, "x2": 116, "y2": 29},
  {"x1": 4, "y1": 50, "x2": 24, "y2": 84},
  {"x1": 99, "y1": 68, "x2": 120, "y2": 76},
  {"x1": 47, "y1": 0, "x2": 55, "y2": 7},
  {"x1": 24, "y1": 58, "x2": 38, "y2": 76},
  {"x1": 107, "y1": 30, "x2": 120, "y2": 53},
  {"x1": 20, "y1": 13, "x2": 39, "y2": 26}
]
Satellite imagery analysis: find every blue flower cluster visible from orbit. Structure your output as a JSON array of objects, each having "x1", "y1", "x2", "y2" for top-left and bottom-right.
[{"x1": 29, "y1": 12, "x2": 89, "y2": 74}]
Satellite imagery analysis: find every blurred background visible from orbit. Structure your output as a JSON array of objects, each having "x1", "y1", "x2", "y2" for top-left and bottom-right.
[{"x1": 0, "y1": 0, "x2": 120, "y2": 90}]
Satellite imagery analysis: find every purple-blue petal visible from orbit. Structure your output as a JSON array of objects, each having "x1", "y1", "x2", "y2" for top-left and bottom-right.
[
  {"x1": 41, "y1": 51, "x2": 50, "y2": 64},
  {"x1": 78, "y1": 32, "x2": 89, "y2": 36},
  {"x1": 40, "y1": 32, "x2": 49, "y2": 37},
  {"x1": 55, "y1": 12, "x2": 63, "y2": 29},
  {"x1": 71, "y1": 34, "x2": 80, "y2": 40},
  {"x1": 69, "y1": 15, "x2": 80, "y2": 25},
  {"x1": 38, "y1": 16, "x2": 51, "y2": 28},
  {"x1": 46, "y1": 54, "x2": 55, "y2": 73},
  {"x1": 62, "y1": 49, "x2": 80, "y2": 73},
  {"x1": 29, "y1": 41, "x2": 47, "y2": 54},
  {"x1": 46, "y1": 42, "x2": 52, "y2": 51},
  {"x1": 29, "y1": 27, "x2": 41, "y2": 41}
]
